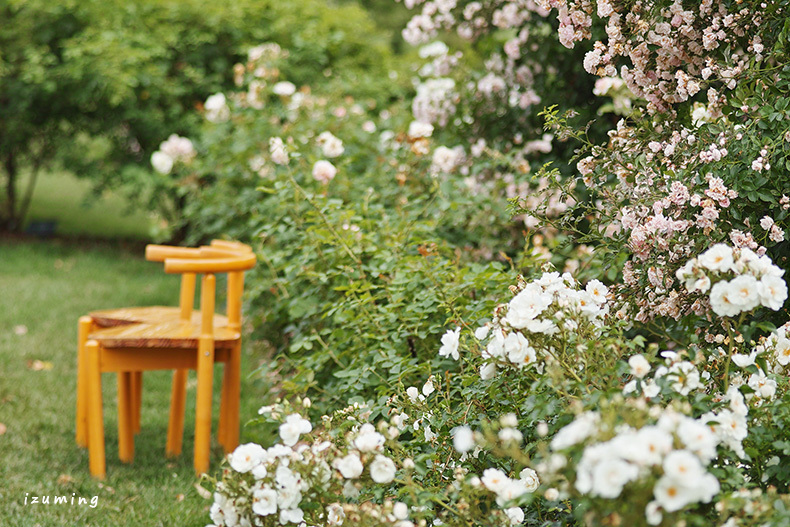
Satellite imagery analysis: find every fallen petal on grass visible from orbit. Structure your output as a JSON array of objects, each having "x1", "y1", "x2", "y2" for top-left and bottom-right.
[
  {"x1": 14, "y1": 325, "x2": 28, "y2": 336},
  {"x1": 27, "y1": 360, "x2": 53, "y2": 371},
  {"x1": 57, "y1": 474, "x2": 76, "y2": 485}
]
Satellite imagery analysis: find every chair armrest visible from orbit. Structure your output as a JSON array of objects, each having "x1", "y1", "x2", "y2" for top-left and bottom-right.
[
  {"x1": 210, "y1": 240, "x2": 253, "y2": 253},
  {"x1": 145, "y1": 245, "x2": 203, "y2": 262},
  {"x1": 198, "y1": 247, "x2": 252, "y2": 259},
  {"x1": 164, "y1": 254, "x2": 257, "y2": 274}
]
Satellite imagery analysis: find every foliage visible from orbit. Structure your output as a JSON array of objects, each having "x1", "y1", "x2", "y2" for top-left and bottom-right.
[
  {"x1": 0, "y1": 0, "x2": 392, "y2": 237},
  {"x1": 82, "y1": 0, "x2": 790, "y2": 525}
]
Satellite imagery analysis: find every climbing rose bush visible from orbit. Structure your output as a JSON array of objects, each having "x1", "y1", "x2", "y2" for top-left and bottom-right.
[{"x1": 184, "y1": 1, "x2": 790, "y2": 526}]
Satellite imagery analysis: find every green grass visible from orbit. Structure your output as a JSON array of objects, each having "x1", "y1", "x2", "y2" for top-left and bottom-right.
[
  {"x1": 23, "y1": 169, "x2": 156, "y2": 240},
  {"x1": 0, "y1": 239, "x2": 267, "y2": 526}
]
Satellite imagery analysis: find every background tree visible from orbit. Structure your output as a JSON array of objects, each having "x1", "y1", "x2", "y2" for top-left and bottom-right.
[{"x1": 0, "y1": 0, "x2": 393, "y2": 237}]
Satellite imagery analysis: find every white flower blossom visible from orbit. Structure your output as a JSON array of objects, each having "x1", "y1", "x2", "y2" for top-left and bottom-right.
[
  {"x1": 229, "y1": 443, "x2": 266, "y2": 473},
  {"x1": 452, "y1": 426, "x2": 474, "y2": 453},
  {"x1": 369, "y1": 454, "x2": 397, "y2": 483},
  {"x1": 205, "y1": 92, "x2": 230, "y2": 123},
  {"x1": 279, "y1": 414, "x2": 312, "y2": 446},
  {"x1": 312, "y1": 160, "x2": 337, "y2": 185},
  {"x1": 438, "y1": 327, "x2": 461, "y2": 360},
  {"x1": 151, "y1": 151, "x2": 174, "y2": 175},
  {"x1": 333, "y1": 453, "x2": 364, "y2": 478}
]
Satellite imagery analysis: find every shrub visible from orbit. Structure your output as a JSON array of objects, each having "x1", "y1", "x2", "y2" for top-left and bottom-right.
[{"x1": 154, "y1": 1, "x2": 790, "y2": 526}]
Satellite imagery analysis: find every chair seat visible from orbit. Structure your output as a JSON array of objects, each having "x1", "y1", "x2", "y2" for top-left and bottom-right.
[
  {"x1": 89, "y1": 306, "x2": 229, "y2": 328},
  {"x1": 88, "y1": 320, "x2": 240, "y2": 349}
]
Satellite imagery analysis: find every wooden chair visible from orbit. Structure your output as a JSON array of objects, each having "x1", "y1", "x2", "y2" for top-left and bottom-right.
[
  {"x1": 76, "y1": 241, "x2": 255, "y2": 478},
  {"x1": 75, "y1": 240, "x2": 251, "y2": 447}
]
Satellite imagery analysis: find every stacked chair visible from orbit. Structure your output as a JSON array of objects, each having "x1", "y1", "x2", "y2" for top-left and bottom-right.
[{"x1": 75, "y1": 240, "x2": 256, "y2": 478}]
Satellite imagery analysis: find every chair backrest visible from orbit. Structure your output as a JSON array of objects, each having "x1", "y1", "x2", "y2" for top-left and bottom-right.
[{"x1": 144, "y1": 241, "x2": 256, "y2": 334}]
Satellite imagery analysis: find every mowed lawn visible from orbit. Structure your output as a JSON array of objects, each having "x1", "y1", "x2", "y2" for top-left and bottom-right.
[
  {"x1": 0, "y1": 239, "x2": 266, "y2": 526},
  {"x1": 23, "y1": 169, "x2": 155, "y2": 240}
]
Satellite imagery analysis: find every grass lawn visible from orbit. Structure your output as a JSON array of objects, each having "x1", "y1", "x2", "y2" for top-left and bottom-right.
[
  {"x1": 23, "y1": 169, "x2": 156, "y2": 240},
  {"x1": 0, "y1": 238, "x2": 267, "y2": 526}
]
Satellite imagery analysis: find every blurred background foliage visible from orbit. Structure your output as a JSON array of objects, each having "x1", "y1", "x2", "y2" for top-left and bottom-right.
[{"x1": 0, "y1": 0, "x2": 400, "y2": 234}]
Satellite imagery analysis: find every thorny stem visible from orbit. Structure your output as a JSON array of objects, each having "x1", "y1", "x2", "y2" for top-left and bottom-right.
[
  {"x1": 285, "y1": 170, "x2": 367, "y2": 279},
  {"x1": 722, "y1": 315, "x2": 744, "y2": 392},
  {"x1": 257, "y1": 248, "x2": 290, "y2": 298},
  {"x1": 551, "y1": 326, "x2": 588, "y2": 390},
  {"x1": 390, "y1": 478, "x2": 474, "y2": 527}
]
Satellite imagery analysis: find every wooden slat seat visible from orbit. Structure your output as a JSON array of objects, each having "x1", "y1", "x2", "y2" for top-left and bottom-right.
[
  {"x1": 89, "y1": 306, "x2": 230, "y2": 328},
  {"x1": 88, "y1": 319, "x2": 240, "y2": 349}
]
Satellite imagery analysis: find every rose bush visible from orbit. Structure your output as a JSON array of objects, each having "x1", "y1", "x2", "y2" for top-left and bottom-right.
[{"x1": 140, "y1": 0, "x2": 790, "y2": 525}]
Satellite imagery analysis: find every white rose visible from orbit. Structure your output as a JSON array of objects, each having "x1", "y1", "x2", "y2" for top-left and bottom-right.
[
  {"x1": 452, "y1": 426, "x2": 474, "y2": 453},
  {"x1": 279, "y1": 508, "x2": 304, "y2": 525},
  {"x1": 585, "y1": 279, "x2": 609, "y2": 304},
  {"x1": 269, "y1": 137, "x2": 289, "y2": 165},
  {"x1": 317, "y1": 131, "x2": 344, "y2": 158},
  {"x1": 519, "y1": 468, "x2": 540, "y2": 492},
  {"x1": 369, "y1": 454, "x2": 397, "y2": 483},
  {"x1": 326, "y1": 503, "x2": 345, "y2": 525},
  {"x1": 697, "y1": 244, "x2": 735, "y2": 272},
  {"x1": 204, "y1": 92, "x2": 230, "y2": 123},
  {"x1": 252, "y1": 486, "x2": 278, "y2": 516},
  {"x1": 273, "y1": 81, "x2": 296, "y2": 96},
  {"x1": 759, "y1": 274, "x2": 787, "y2": 310},
  {"x1": 480, "y1": 362, "x2": 497, "y2": 380},
  {"x1": 279, "y1": 414, "x2": 312, "y2": 446},
  {"x1": 628, "y1": 354, "x2": 651, "y2": 378},
  {"x1": 505, "y1": 507, "x2": 525, "y2": 525},
  {"x1": 709, "y1": 280, "x2": 742, "y2": 317},
  {"x1": 422, "y1": 377, "x2": 435, "y2": 397},
  {"x1": 312, "y1": 160, "x2": 337, "y2": 185},
  {"x1": 407, "y1": 120, "x2": 434, "y2": 138},
  {"x1": 393, "y1": 501, "x2": 409, "y2": 520},
  {"x1": 353, "y1": 424, "x2": 385, "y2": 452},
  {"x1": 151, "y1": 151, "x2": 174, "y2": 175},
  {"x1": 333, "y1": 453, "x2": 363, "y2": 478},
  {"x1": 229, "y1": 443, "x2": 266, "y2": 473},
  {"x1": 727, "y1": 274, "x2": 760, "y2": 311},
  {"x1": 438, "y1": 327, "x2": 461, "y2": 360}
]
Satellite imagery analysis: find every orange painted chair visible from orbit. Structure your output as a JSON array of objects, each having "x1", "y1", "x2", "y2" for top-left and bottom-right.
[
  {"x1": 76, "y1": 241, "x2": 255, "y2": 478},
  {"x1": 75, "y1": 240, "x2": 252, "y2": 447}
]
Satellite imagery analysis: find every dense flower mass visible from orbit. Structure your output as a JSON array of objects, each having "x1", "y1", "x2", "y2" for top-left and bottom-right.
[
  {"x1": 676, "y1": 244, "x2": 787, "y2": 317},
  {"x1": 187, "y1": 1, "x2": 790, "y2": 525},
  {"x1": 473, "y1": 272, "x2": 609, "y2": 377},
  {"x1": 209, "y1": 406, "x2": 410, "y2": 527},
  {"x1": 542, "y1": 388, "x2": 748, "y2": 524}
]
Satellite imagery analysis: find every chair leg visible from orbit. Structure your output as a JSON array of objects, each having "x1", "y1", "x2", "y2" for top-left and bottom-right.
[
  {"x1": 117, "y1": 372, "x2": 135, "y2": 463},
  {"x1": 218, "y1": 364, "x2": 229, "y2": 451},
  {"x1": 166, "y1": 369, "x2": 188, "y2": 457},
  {"x1": 76, "y1": 316, "x2": 93, "y2": 448},
  {"x1": 194, "y1": 337, "x2": 215, "y2": 475},
  {"x1": 132, "y1": 371, "x2": 143, "y2": 434},
  {"x1": 85, "y1": 340, "x2": 106, "y2": 479},
  {"x1": 219, "y1": 340, "x2": 241, "y2": 453}
]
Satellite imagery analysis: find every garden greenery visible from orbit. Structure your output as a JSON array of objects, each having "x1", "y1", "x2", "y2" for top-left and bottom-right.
[
  {"x1": 146, "y1": 0, "x2": 790, "y2": 525},
  {"x1": 0, "y1": 0, "x2": 392, "y2": 235}
]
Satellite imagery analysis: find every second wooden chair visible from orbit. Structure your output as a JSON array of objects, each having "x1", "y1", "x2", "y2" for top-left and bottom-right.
[{"x1": 76, "y1": 241, "x2": 255, "y2": 478}]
